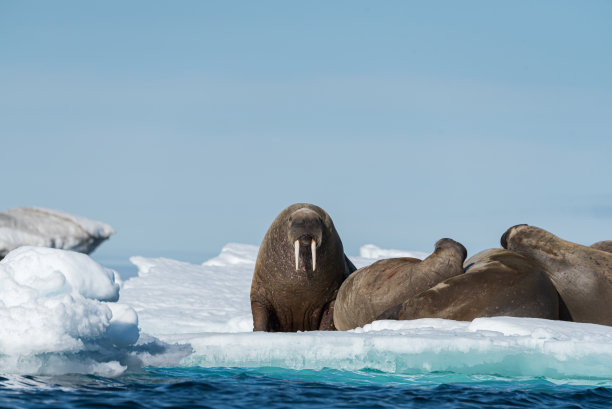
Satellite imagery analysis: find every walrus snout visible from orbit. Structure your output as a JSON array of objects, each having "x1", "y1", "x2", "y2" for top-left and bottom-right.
[
  {"x1": 501, "y1": 224, "x2": 529, "y2": 249},
  {"x1": 288, "y1": 208, "x2": 324, "y2": 272},
  {"x1": 434, "y1": 238, "x2": 467, "y2": 261}
]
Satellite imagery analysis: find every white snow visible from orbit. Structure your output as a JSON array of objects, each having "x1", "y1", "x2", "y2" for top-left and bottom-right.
[
  {"x1": 4, "y1": 241, "x2": 612, "y2": 382},
  {"x1": 0, "y1": 246, "x2": 189, "y2": 376},
  {"x1": 0, "y1": 207, "x2": 115, "y2": 257},
  {"x1": 358, "y1": 244, "x2": 429, "y2": 261},
  {"x1": 349, "y1": 244, "x2": 429, "y2": 269}
]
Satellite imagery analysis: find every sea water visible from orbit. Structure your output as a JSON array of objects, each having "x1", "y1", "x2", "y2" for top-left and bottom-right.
[
  {"x1": 2, "y1": 245, "x2": 612, "y2": 408},
  {"x1": 2, "y1": 368, "x2": 612, "y2": 408}
]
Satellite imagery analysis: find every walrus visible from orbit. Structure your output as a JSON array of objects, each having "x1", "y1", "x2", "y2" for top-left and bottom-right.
[
  {"x1": 379, "y1": 248, "x2": 561, "y2": 322},
  {"x1": 333, "y1": 238, "x2": 467, "y2": 331},
  {"x1": 501, "y1": 224, "x2": 612, "y2": 326},
  {"x1": 590, "y1": 240, "x2": 612, "y2": 254},
  {"x1": 250, "y1": 203, "x2": 356, "y2": 332}
]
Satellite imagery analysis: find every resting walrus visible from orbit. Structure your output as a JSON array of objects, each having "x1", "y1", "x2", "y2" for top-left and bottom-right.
[
  {"x1": 501, "y1": 224, "x2": 612, "y2": 326},
  {"x1": 590, "y1": 240, "x2": 612, "y2": 254},
  {"x1": 379, "y1": 248, "x2": 561, "y2": 322},
  {"x1": 333, "y1": 238, "x2": 467, "y2": 330},
  {"x1": 250, "y1": 203, "x2": 356, "y2": 332}
]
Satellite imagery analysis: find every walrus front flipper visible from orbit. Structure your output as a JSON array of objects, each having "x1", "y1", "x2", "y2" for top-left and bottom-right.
[
  {"x1": 318, "y1": 301, "x2": 337, "y2": 331},
  {"x1": 395, "y1": 249, "x2": 559, "y2": 321},
  {"x1": 344, "y1": 255, "x2": 357, "y2": 277},
  {"x1": 251, "y1": 299, "x2": 280, "y2": 332}
]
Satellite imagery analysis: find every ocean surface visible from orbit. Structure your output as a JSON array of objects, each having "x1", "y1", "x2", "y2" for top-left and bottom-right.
[
  {"x1": 3, "y1": 367, "x2": 612, "y2": 409},
  {"x1": 3, "y1": 248, "x2": 612, "y2": 408}
]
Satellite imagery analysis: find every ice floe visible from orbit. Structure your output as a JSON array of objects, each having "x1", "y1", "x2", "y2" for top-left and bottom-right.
[{"x1": 4, "y1": 242, "x2": 612, "y2": 381}]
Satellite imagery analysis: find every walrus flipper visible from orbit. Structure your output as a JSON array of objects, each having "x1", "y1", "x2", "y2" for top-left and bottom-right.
[
  {"x1": 344, "y1": 255, "x2": 357, "y2": 277},
  {"x1": 251, "y1": 299, "x2": 279, "y2": 332}
]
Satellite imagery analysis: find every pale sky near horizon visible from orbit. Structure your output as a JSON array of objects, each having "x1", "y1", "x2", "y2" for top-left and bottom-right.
[{"x1": 1, "y1": 1, "x2": 611, "y2": 263}]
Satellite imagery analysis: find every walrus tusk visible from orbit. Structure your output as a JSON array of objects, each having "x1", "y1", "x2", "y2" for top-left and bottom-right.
[
  {"x1": 311, "y1": 239, "x2": 316, "y2": 271},
  {"x1": 294, "y1": 240, "x2": 300, "y2": 271}
]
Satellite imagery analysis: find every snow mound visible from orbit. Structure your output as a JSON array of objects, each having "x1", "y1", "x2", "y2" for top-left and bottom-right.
[
  {"x1": 0, "y1": 207, "x2": 115, "y2": 258},
  {"x1": 0, "y1": 246, "x2": 187, "y2": 376},
  {"x1": 203, "y1": 243, "x2": 259, "y2": 267}
]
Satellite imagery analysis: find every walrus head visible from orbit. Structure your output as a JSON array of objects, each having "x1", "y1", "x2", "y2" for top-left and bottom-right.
[
  {"x1": 500, "y1": 224, "x2": 529, "y2": 249},
  {"x1": 288, "y1": 208, "x2": 324, "y2": 271},
  {"x1": 434, "y1": 238, "x2": 468, "y2": 260}
]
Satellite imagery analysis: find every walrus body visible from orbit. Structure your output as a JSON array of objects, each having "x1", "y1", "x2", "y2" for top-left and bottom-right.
[
  {"x1": 250, "y1": 203, "x2": 356, "y2": 332},
  {"x1": 501, "y1": 224, "x2": 612, "y2": 326},
  {"x1": 590, "y1": 240, "x2": 612, "y2": 254},
  {"x1": 333, "y1": 238, "x2": 467, "y2": 331},
  {"x1": 380, "y1": 248, "x2": 560, "y2": 322}
]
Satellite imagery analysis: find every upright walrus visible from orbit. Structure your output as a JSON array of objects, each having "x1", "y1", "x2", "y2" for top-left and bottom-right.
[
  {"x1": 333, "y1": 238, "x2": 467, "y2": 331},
  {"x1": 501, "y1": 224, "x2": 612, "y2": 326},
  {"x1": 379, "y1": 248, "x2": 561, "y2": 322},
  {"x1": 250, "y1": 203, "x2": 356, "y2": 332}
]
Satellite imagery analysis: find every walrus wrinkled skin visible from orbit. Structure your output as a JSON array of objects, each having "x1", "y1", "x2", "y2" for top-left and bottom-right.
[
  {"x1": 501, "y1": 224, "x2": 612, "y2": 326},
  {"x1": 333, "y1": 238, "x2": 467, "y2": 331},
  {"x1": 250, "y1": 203, "x2": 356, "y2": 332},
  {"x1": 379, "y1": 249, "x2": 560, "y2": 322}
]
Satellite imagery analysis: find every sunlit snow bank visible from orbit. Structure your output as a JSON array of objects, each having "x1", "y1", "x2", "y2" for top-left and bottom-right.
[
  {"x1": 120, "y1": 243, "x2": 258, "y2": 335},
  {"x1": 0, "y1": 247, "x2": 190, "y2": 376},
  {"x1": 122, "y1": 243, "x2": 612, "y2": 381},
  {"x1": 0, "y1": 207, "x2": 115, "y2": 258}
]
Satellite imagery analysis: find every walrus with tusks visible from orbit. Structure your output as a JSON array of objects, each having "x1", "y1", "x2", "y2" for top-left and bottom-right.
[
  {"x1": 501, "y1": 224, "x2": 612, "y2": 326},
  {"x1": 250, "y1": 203, "x2": 356, "y2": 332},
  {"x1": 333, "y1": 238, "x2": 467, "y2": 331},
  {"x1": 379, "y1": 248, "x2": 562, "y2": 322}
]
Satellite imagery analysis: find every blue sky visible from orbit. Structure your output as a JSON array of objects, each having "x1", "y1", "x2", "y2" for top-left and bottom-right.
[{"x1": 1, "y1": 1, "x2": 611, "y2": 263}]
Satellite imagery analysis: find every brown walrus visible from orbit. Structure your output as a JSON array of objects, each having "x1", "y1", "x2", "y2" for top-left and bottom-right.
[
  {"x1": 590, "y1": 240, "x2": 612, "y2": 254},
  {"x1": 501, "y1": 224, "x2": 612, "y2": 326},
  {"x1": 250, "y1": 203, "x2": 356, "y2": 332},
  {"x1": 333, "y1": 238, "x2": 467, "y2": 331},
  {"x1": 379, "y1": 248, "x2": 561, "y2": 322}
]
